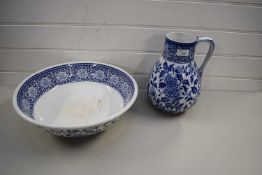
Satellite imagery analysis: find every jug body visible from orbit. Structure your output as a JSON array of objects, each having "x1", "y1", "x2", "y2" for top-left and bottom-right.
[{"x1": 148, "y1": 32, "x2": 214, "y2": 113}]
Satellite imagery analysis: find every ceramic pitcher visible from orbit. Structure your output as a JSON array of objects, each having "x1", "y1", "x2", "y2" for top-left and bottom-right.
[{"x1": 148, "y1": 32, "x2": 214, "y2": 113}]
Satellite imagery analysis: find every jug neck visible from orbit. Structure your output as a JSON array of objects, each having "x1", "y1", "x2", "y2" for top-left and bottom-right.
[{"x1": 162, "y1": 37, "x2": 197, "y2": 64}]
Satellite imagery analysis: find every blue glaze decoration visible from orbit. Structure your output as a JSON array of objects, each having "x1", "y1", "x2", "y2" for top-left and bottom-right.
[
  {"x1": 163, "y1": 37, "x2": 197, "y2": 64},
  {"x1": 17, "y1": 63, "x2": 135, "y2": 119},
  {"x1": 148, "y1": 33, "x2": 214, "y2": 113},
  {"x1": 148, "y1": 58, "x2": 201, "y2": 113}
]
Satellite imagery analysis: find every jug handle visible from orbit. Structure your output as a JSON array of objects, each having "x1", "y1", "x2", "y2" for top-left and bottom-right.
[{"x1": 197, "y1": 37, "x2": 215, "y2": 75}]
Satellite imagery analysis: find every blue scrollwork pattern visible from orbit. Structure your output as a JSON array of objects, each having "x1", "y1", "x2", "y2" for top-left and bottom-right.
[
  {"x1": 148, "y1": 57, "x2": 201, "y2": 113},
  {"x1": 17, "y1": 63, "x2": 135, "y2": 119}
]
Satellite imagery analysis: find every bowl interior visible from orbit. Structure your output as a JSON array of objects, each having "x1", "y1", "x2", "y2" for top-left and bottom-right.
[{"x1": 15, "y1": 63, "x2": 136, "y2": 127}]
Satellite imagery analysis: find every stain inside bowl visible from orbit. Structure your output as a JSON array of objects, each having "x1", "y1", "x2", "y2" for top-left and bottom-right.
[
  {"x1": 55, "y1": 97, "x2": 104, "y2": 123},
  {"x1": 34, "y1": 82, "x2": 124, "y2": 127}
]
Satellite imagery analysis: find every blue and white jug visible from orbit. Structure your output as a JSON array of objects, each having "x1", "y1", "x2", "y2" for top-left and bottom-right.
[{"x1": 148, "y1": 32, "x2": 215, "y2": 113}]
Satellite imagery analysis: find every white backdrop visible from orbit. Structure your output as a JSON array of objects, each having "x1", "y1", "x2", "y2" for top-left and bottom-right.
[{"x1": 0, "y1": 0, "x2": 262, "y2": 91}]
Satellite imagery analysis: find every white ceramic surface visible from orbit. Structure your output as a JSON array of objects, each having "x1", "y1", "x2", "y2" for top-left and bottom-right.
[{"x1": 34, "y1": 82, "x2": 124, "y2": 127}]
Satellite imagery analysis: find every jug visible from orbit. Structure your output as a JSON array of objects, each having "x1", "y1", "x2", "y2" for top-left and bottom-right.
[{"x1": 148, "y1": 32, "x2": 214, "y2": 113}]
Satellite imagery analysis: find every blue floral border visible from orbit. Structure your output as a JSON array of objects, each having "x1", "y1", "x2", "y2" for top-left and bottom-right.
[
  {"x1": 17, "y1": 63, "x2": 135, "y2": 119},
  {"x1": 162, "y1": 38, "x2": 197, "y2": 64}
]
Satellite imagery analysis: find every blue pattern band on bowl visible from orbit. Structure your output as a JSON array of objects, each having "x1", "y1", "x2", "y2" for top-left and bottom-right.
[{"x1": 16, "y1": 63, "x2": 136, "y2": 119}]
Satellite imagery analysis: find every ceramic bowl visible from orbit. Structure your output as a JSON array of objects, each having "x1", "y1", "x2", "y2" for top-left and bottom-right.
[{"x1": 13, "y1": 62, "x2": 138, "y2": 137}]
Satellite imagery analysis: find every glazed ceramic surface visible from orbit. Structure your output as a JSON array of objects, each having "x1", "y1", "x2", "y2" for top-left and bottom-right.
[
  {"x1": 13, "y1": 62, "x2": 138, "y2": 137},
  {"x1": 148, "y1": 32, "x2": 214, "y2": 113}
]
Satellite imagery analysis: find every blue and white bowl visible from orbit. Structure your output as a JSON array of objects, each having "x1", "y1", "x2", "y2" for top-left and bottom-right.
[{"x1": 13, "y1": 62, "x2": 138, "y2": 137}]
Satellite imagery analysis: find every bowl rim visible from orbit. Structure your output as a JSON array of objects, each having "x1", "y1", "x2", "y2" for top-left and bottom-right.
[{"x1": 12, "y1": 61, "x2": 138, "y2": 129}]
